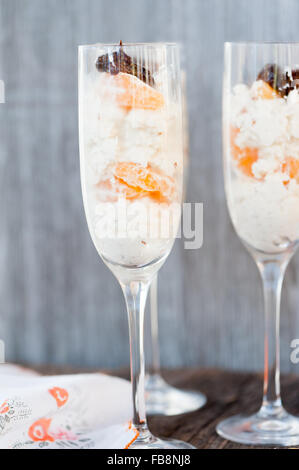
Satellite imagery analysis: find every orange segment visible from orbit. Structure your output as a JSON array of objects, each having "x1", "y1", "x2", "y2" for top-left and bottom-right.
[
  {"x1": 96, "y1": 162, "x2": 175, "y2": 203},
  {"x1": 114, "y1": 162, "x2": 174, "y2": 202},
  {"x1": 97, "y1": 178, "x2": 147, "y2": 200},
  {"x1": 117, "y1": 180, "x2": 147, "y2": 199},
  {"x1": 230, "y1": 126, "x2": 259, "y2": 177},
  {"x1": 253, "y1": 81, "x2": 279, "y2": 100},
  {"x1": 238, "y1": 151, "x2": 259, "y2": 177},
  {"x1": 282, "y1": 157, "x2": 299, "y2": 184},
  {"x1": 110, "y1": 72, "x2": 165, "y2": 110}
]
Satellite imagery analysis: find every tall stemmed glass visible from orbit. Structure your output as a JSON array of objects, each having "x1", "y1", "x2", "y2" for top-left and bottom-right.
[
  {"x1": 79, "y1": 42, "x2": 194, "y2": 448},
  {"x1": 145, "y1": 72, "x2": 206, "y2": 416},
  {"x1": 217, "y1": 42, "x2": 299, "y2": 446}
]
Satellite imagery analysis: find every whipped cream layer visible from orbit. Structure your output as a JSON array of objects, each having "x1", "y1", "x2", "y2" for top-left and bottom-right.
[
  {"x1": 80, "y1": 71, "x2": 183, "y2": 267},
  {"x1": 226, "y1": 81, "x2": 299, "y2": 253}
]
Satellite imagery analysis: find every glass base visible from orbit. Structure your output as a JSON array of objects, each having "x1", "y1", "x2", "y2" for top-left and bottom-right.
[
  {"x1": 130, "y1": 427, "x2": 195, "y2": 449},
  {"x1": 145, "y1": 374, "x2": 206, "y2": 416},
  {"x1": 217, "y1": 409, "x2": 299, "y2": 446}
]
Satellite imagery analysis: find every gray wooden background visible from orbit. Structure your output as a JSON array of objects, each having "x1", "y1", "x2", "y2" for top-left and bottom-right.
[{"x1": 0, "y1": 0, "x2": 298, "y2": 373}]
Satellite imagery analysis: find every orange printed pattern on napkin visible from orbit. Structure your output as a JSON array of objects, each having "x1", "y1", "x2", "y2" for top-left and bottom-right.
[
  {"x1": 48, "y1": 387, "x2": 69, "y2": 408},
  {"x1": 0, "y1": 400, "x2": 9, "y2": 414},
  {"x1": 124, "y1": 421, "x2": 139, "y2": 449},
  {"x1": 28, "y1": 418, "x2": 55, "y2": 442}
]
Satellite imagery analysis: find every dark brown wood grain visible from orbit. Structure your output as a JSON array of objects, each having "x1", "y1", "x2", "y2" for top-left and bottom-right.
[{"x1": 27, "y1": 364, "x2": 299, "y2": 449}]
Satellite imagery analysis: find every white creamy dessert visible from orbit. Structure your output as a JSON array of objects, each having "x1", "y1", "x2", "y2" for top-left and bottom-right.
[
  {"x1": 79, "y1": 52, "x2": 183, "y2": 267},
  {"x1": 226, "y1": 74, "x2": 299, "y2": 253}
]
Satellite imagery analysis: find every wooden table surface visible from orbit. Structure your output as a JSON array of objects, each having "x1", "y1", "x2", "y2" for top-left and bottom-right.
[{"x1": 30, "y1": 365, "x2": 299, "y2": 449}]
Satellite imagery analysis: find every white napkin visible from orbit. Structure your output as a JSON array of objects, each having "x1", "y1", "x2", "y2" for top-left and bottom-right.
[{"x1": 0, "y1": 364, "x2": 137, "y2": 449}]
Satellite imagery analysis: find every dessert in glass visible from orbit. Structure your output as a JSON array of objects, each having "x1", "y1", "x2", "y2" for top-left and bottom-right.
[
  {"x1": 79, "y1": 42, "x2": 194, "y2": 448},
  {"x1": 146, "y1": 73, "x2": 206, "y2": 416},
  {"x1": 217, "y1": 42, "x2": 299, "y2": 446}
]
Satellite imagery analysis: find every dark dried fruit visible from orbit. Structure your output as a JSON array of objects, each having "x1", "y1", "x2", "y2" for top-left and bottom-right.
[
  {"x1": 257, "y1": 63, "x2": 285, "y2": 95},
  {"x1": 285, "y1": 68, "x2": 299, "y2": 95},
  {"x1": 291, "y1": 69, "x2": 299, "y2": 79},
  {"x1": 96, "y1": 42, "x2": 154, "y2": 87},
  {"x1": 257, "y1": 63, "x2": 299, "y2": 97}
]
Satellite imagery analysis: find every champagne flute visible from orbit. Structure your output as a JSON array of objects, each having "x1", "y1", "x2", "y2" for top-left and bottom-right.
[
  {"x1": 217, "y1": 42, "x2": 299, "y2": 446},
  {"x1": 79, "y1": 42, "x2": 194, "y2": 448}
]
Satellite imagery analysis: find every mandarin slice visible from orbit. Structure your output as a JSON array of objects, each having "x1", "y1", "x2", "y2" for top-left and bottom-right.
[
  {"x1": 115, "y1": 162, "x2": 172, "y2": 192},
  {"x1": 238, "y1": 151, "x2": 258, "y2": 177},
  {"x1": 118, "y1": 180, "x2": 147, "y2": 199},
  {"x1": 282, "y1": 157, "x2": 299, "y2": 184},
  {"x1": 253, "y1": 81, "x2": 279, "y2": 100},
  {"x1": 114, "y1": 162, "x2": 174, "y2": 202},
  {"x1": 110, "y1": 72, "x2": 165, "y2": 110},
  {"x1": 230, "y1": 126, "x2": 259, "y2": 177},
  {"x1": 97, "y1": 177, "x2": 146, "y2": 201}
]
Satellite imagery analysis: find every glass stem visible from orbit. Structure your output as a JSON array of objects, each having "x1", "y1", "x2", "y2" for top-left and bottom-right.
[
  {"x1": 256, "y1": 256, "x2": 289, "y2": 417},
  {"x1": 150, "y1": 273, "x2": 161, "y2": 376},
  {"x1": 121, "y1": 279, "x2": 150, "y2": 432}
]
